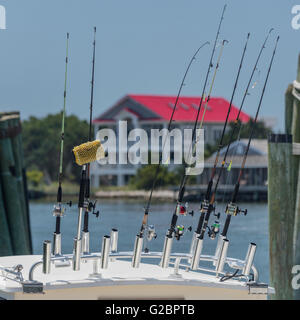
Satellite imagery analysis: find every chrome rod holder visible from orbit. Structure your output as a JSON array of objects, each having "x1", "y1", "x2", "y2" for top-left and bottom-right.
[
  {"x1": 42, "y1": 240, "x2": 51, "y2": 274},
  {"x1": 190, "y1": 237, "x2": 203, "y2": 270},
  {"x1": 242, "y1": 243, "x2": 257, "y2": 276},
  {"x1": 160, "y1": 234, "x2": 173, "y2": 269},
  {"x1": 76, "y1": 208, "x2": 84, "y2": 241},
  {"x1": 52, "y1": 232, "x2": 61, "y2": 256},
  {"x1": 110, "y1": 228, "x2": 118, "y2": 253},
  {"x1": 189, "y1": 232, "x2": 200, "y2": 256},
  {"x1": 100, "y1": 235, "x2": 111, "y2": 269},
  {"x1": 132, "y1": 234, "x2": 143, "y2": 268},
  {"x1": 213, "y1": 235, "x2": 227, "y2": 267},
  {"x1": 73, "y1": 237, "x2": 81, "y2": 271},
  {"x1": 215, "y1": 238, "x2": 229, "y2": 276},
  {"x1": 81, "y1": 231, "x2": 90, "y2": 255}
]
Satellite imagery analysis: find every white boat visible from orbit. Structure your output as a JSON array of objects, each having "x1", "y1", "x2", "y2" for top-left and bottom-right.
[{"x1": 0, "y1": 229, "x2": 274, "y2": 300}]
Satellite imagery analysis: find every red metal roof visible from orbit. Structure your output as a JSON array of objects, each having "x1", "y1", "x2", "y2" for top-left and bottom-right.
[{"x1": 94, "y1": 94, "x2": 251, "y2": 123}]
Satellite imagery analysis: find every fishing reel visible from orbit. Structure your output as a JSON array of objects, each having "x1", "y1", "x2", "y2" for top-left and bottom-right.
[
  {"x1": 200, "y1": 199, "x2": 216, "y2": 217},
  {"x1": 207, "y1": 212, "x2": 221, "y2": 239},
  {"x1": 225, "y1": 202, "x2": 247, "y2": 217},
  {"x1": 52, "y1": 201, "x2": 72, "y2": 217},
  {"x1": 144, "y1": 225, "x2": 157, "y2": 253},
  {"x1": 175, "y1": 225, "x2": 192, "y2": 241},
  {"x1": 200, "y1": 199, "x2": 210, "y2": 214},
  {"x1": 146, "y1": 225, "x2": 157, "y2": 241},
  {"x1": 177, "y1": 202, "x2": 194, "y2": 217},
  {"x1": 175, "y1": 225, "x2": 185, "y2": 240},
  {"x1": 88, "y1": 200, "x2": 100, "y2": 218}
]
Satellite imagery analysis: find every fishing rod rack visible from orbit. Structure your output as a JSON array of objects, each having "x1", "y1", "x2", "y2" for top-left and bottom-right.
[{"x1": 8, "y1": 228, "x2": 260, "y2": 291}]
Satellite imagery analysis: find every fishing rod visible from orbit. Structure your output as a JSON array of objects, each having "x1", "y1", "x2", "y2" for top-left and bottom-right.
[
  {"x1": 188, "y1": 34, "x2": 251, "y2": 269},
  {"x1": 131, "y1": 42, "x2": 210, "y2": 266},
  {"x1": 158, "y1": 6, "x2": 228, "y2": 269},
  {"x1": 168, "y1": 38, "x2": 228, "y2": 241},
  {"x1": 52, "y1": 32, "x2": 71, "y2": 256},
  {"x1": 189, "y1": 30, "x2": 274, "y2": 269},
  {"x1": 82, "y1": 26, "x2": 99, "y2": 255},
  {"x1": 137, "y1": 41, "x2": 210, "y2": 240},
  {"x1": 203, "y1": 28, "x2": 274, "y2": 241},
  {"x1": 214, "y1": 36, "x2": 280, "y2": 264},
  {"x1": 190, "y1": 33, "x2": 250, "y2": 248}
]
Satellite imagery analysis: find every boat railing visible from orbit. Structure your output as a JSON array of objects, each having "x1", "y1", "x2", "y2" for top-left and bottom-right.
[{"x1": 23, "y1": 250, "x2": 258, "y2": 284}]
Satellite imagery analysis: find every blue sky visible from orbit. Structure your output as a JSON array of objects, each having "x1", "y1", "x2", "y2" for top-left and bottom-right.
[{"x1": 0, "y1": 0, "x2": 299, "y2": 131}]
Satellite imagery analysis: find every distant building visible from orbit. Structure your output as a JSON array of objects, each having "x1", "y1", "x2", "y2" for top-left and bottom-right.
[
  {"x1": 91, "y1": 94, "x2": 251, "y2": 187},
  {"x1": 194, "y1": 139, "x2": 268, "y2": 201}
]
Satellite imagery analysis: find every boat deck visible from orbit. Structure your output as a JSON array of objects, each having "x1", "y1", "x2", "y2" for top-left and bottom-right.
[{"x1": 0, "y1": 253, "x2": 273, "y2": 300}]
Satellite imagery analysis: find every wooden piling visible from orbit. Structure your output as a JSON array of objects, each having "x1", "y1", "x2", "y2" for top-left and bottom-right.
[
  {"x1": 285, "y1": 84, "x2": 294, "y2": 135},
  {"x1": 291, "y1": 54, "x2": 300, "y2": 300},
  {"x1": 0, "y1": 181, "x2": 13, "y2": 256},
  {"x1": 268, "y1": 134, "x2": 296, "y2": 300},
  {"x1": 7, "y1": 115, "x2": 32, "y2": 252},
  {"x1": 0, "y1": 115, "x2": 30, "y2": 255}
]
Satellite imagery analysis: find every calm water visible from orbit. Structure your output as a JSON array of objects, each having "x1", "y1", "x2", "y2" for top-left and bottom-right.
[{"x1": 29, "y1": 199, "x2": 269, "y2": 282}]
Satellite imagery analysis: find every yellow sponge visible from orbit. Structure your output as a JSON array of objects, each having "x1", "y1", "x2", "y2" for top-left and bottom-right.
[{"x1": 72, "y1": 140, "x2": 104, "y2": 166}]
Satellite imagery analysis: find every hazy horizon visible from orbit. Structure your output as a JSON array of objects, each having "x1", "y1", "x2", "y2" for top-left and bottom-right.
[{"x1": 0, "y1": 0, "x2": 299, "y2": 132}]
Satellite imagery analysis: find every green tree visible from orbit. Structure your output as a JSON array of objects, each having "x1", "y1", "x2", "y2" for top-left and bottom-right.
[
  {"x1": 26, "y1": 170, "x2": 43, "y2": 187},
  {"x1": 22, "y1": 113, "x2": 91, "y2": 183},
  {"x1": 129, "y1": 165, "x2": 179, "y2": 190}
]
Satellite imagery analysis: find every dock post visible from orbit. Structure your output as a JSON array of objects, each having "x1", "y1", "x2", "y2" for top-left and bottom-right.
[
  {"x1": 285, "y1": 84, "x2": 294, "y2": 135},
  {"x1": 291, "y1": 55, "x2": 300, "y2": 300},
  {"x1": 268, "y1": 134, "x2": 296, "y2": 299}
]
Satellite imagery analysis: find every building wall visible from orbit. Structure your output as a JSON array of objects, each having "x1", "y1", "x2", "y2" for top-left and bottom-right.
[{"x1": 91, "y1": 119, "x2": 227, "y2": 187}]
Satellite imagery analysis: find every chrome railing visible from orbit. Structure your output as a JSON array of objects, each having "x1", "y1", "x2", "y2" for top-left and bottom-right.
[{"x1": 26, "y1": 250, "x2": 259, "y2": 284}]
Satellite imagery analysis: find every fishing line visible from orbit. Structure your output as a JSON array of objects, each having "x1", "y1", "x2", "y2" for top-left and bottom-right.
[
  {"x1": 137, "y1": 41, "x2": 210, "y2": 239},
  {"x1": 193, "y1": 29, "x2": 274, "y2": 243},
  {"x1": 166, "y1": 5, "x2": 228, "y2": 240},
  {"x1": 220, "y1": 35, "x2": 280, "y2": 239},
  {"x1": 82, "y1": 27, "x2": 99, "y2": 236},
  {"x1": 53, "y1": 32, "x2": 70, "y2": 237}
]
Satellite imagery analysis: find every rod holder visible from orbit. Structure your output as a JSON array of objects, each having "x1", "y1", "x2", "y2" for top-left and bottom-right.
[
  {"x1": 213, "y1": 235, "x2": 227, "y2": 266},
  {"x1": 189, "y1": 232, "x2": 200, "y2": 256},
  {"x1": 215, "y1": 238, "x2": 229, "y2": 276},
  {"x1": 110, "y1": 228, "x2": 118, "y2": 253},
  {"x1": 52, "y1": 232, "x2": 61, "y2": 256},
  {"x1": 81, "y1": 231, "x2": 90, "y2": 254},
  {"x1": 242, "y1": 242, "x2": 257, "y2": 276},
  {"x1": 76, "y1": 208, "x2": 84, "y2": 241},
  {"x1": 190, "y1": 237, "x2": 203, "y2": 270},
  {"x1": 160, "y1": 234, "x2": 173, "y2": 269},
  {"x1": 132, "y1": 234, "x2": 143, "y2": 268},
  {"x1": 100, "y1": 235, "x2": 111, "y2": 269},
  {"x1": 42, "y1": 240, "x2": 51, "y2": 274},
  {"x1": 73, "y1": 237, "x2": 81, "y2": 271}
]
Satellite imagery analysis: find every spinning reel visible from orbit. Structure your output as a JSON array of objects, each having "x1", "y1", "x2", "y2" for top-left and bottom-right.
[
  {"x1": 225, "y1": 202, "x2": 248, "y2": 217},
  {"x1": 88, "y1": 200, "x2": 100, "y2": 218},
  {"x1": 52, "y1": 201, "x2": 72, "y2": 217},
  {"x1": 207, "y1": 212, "x2": 221, "y2": 239},
  {"x1": 144, "y1": 224, "x2": 157, "y2": 253},
  {"x1": 200, "y1": 199, "x2": 217, "y2": 216},
  {"x1": 175, "y1": 225, "x2": 192, "y2": 241},
  {"x1": 177, "y1": 202, "x2": 194, "y2": 217},
  {"x1": 146, "y1": 224, "x2": 157, "y2": 241}
]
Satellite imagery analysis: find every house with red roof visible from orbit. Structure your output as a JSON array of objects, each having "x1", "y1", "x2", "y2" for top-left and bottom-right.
[{"x1": 91, "y1": 94, "x2": 251, "y2": 187}]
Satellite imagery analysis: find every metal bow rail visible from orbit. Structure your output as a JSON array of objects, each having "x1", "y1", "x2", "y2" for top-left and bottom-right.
[{"x1": 0, "y1": 228, "x2": 260, "y2": 289}]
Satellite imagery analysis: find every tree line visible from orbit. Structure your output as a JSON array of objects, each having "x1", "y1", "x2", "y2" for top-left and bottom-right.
[
  {"x1": 22, "y1": 113, "x2": 272, "y2": 189},
  {"x1": 22, "y1": 113, "x2": 91, "y2": 186}
]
